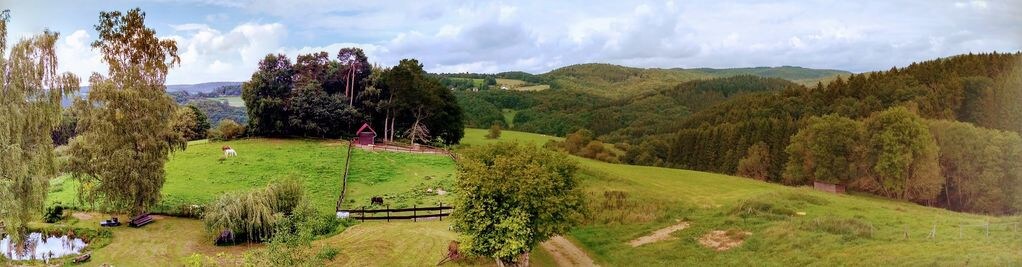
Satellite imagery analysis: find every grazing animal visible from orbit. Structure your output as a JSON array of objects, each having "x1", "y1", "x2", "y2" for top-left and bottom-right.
[
  {"x1": 222, "y1": 146, "x2": 238, "y2": 158},
  {"x1": 371, "y1": 196, "x2": 384, "y2": 205}
]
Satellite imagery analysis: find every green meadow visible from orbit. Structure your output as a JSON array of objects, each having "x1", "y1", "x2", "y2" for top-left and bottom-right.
[{"x1": 49, "y1": 138, "x2": 456, "y2": 215}]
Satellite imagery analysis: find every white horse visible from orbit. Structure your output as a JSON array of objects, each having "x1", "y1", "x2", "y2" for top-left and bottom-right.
[{"x1": 222, "y1": 146, "x2": 238, "y2": 157}]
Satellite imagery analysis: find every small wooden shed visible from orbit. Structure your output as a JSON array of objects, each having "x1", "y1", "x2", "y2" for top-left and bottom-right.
[
  {"x1": 356, "y1": 123, "x2": 377, "y2": 146},
  {"x1": 813, "y1": 181, "x2": 846, "y2": 194}
]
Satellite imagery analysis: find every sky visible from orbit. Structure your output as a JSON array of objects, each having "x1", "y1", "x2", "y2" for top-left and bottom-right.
[{"x1": 2, "y1": 0, "x2": 1020, "y2": 84}]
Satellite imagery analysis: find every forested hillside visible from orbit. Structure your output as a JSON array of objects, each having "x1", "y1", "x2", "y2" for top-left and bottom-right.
[
  {"x1": 623, "y1": 52, "x2": 1022, "y2": 214},
  {"x1": 542, "y1": 63, "x2": 850, "y2": 98},
  {"x1": 458, "y1": 75, "x2": 796, "y2": 137}
]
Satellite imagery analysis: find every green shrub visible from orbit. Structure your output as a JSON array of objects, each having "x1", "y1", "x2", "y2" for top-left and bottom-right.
[
  {"x1": 43, "y1": 204, "x2": 66, "y2": 223},
  {"x1": 210, "y1": 119, "x2": 245, "y2": 141}
]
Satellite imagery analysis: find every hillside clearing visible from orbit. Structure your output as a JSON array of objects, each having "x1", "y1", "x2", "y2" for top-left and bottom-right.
[{"x1": 206, "y1": 96, "x2": 245, "y2": 107}]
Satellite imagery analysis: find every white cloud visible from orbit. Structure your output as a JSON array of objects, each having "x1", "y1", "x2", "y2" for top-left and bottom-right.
[{"x1": 33, "y1": 0, "x2": 1022, "y2": 84}]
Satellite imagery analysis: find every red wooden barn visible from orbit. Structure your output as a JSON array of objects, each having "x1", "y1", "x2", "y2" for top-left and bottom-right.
[{"x1": 356, "y1": 123, "x2": 377, "y2": 146}]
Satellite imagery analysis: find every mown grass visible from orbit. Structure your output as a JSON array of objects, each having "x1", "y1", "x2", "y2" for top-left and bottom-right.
[
  {"x1": 462, "y1": 129, "x2": 1022, "y2": 266},
  {"x1": 49, "y1": 138, "x2": 456, "y2": 215}
]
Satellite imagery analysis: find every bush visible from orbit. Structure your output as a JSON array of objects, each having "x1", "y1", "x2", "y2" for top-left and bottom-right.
[
  {"x1": 485, "y1": 123, "x2": 502, "y2": 139},
  {"x1": 210, "y1": 119, "x2": 246, "y2": 141},
  {"x1": 43, "y1": 204, "x2": 66, "y2": 223},
  {"x1": 202, "y1": 179, "x2": 304, "y2": 244}
]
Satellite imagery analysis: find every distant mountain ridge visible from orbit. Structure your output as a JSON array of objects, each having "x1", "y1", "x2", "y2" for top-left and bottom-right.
[
  {"x1": 539, "y1": 63, "x2": 851, "y2": 98},
  {"x1": 78, "y1": 81, "x2": 243, "y2": 94}
]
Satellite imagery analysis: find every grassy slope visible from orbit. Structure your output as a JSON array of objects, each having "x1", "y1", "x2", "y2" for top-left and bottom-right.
[
  {"x1": 50, "y1": 138, "x2": 456, "y2": 214},
  {"x1": 316, "y1": 221, "x2": 493, "y2": 266},
  {"x1": 461, "y1": 128, "x2": 1022, "y2": 266}
]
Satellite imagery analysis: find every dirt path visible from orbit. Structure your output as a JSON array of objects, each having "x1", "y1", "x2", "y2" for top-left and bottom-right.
[
  {"x1": 540, "y1": 235, "x2": 598, "y2": 267},
  {"x1": 627, "y1": 221, "x2": 690, "y2": 247}
]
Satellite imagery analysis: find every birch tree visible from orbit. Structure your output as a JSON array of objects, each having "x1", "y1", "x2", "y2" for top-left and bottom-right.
[{"x1": 67, "y1": 8, "x2": 184, "y2": 215}]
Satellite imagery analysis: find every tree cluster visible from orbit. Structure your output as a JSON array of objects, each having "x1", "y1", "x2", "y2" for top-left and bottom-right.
[{"x1": 243, "y1": 52, "x2": 464, "y2": 144}]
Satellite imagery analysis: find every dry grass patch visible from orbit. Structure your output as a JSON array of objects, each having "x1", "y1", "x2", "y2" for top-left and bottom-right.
[{"x1": 698, "y1": 230, "x2": 751, "y2": 251}]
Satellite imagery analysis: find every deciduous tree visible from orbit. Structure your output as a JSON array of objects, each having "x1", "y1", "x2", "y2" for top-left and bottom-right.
[
  {"x1": 737, "y1": 142, "x2": 771, "y2": 181},
  {"x1": 454, "y1": 143, "x2": 585, "y2": 266},
  {"x1": 67, "y1": 8, "x2": 184, "y2": 215},
  {"x1": 0, "y1": 10, "x2": 80, "y2": 240}
]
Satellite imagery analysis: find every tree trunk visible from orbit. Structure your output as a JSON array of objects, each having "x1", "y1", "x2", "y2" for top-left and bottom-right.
[
  {"x1": 349, "y1": 68, "x2": 355, "y2": 106},
  {"x1": 390, "y1": 116, "x2": 397, "y2": 142},
  {"x1": 519, "y1": 252, "x2": 530, "y2": 267}
]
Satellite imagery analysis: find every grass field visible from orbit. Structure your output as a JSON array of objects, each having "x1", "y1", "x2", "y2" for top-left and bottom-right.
[
  {"x1": 501, "y1": 109, "x2": 517, "y2": 128},
  {"x1": 460, "y1": 129, "x2": 1022, "y2": 266},
  {"x1": 49, "y1": 138, "x2": 456, "y2": 215},
  {"x1": 207, "y1": 96, "x2": 245, "y2": 107},
  {"x1": 495, "y1": 78, "x2": 550, "y2": 91}
]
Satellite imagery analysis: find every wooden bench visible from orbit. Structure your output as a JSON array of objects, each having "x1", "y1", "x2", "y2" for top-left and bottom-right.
[
  {"x1": 128, "y1": 213, "x2": 154, "y2": 228},
  {"x1": 74, "y1": 253, "x2": 91, "y2": 263}
]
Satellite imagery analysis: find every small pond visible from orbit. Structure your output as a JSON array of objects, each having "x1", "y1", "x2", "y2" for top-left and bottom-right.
[{"x1": 0, "y1": 232, "x2": 87, "y2": 261}]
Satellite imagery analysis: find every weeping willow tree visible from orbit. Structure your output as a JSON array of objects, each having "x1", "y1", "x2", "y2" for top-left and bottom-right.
[
  {"x1": 203, "y1": 180, "x2": 303, "y2": 243},
  {"x1": 0, "y1": 10, "x2": 80, "y2": 240},
  {"x1": 67, "y1": 8, "x2": 184, "y2": 215}
]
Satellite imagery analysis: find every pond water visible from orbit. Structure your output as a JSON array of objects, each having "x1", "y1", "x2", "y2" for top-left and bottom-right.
[{"x1": 0, "y1": 232, "x2": 87, "y2": 261}]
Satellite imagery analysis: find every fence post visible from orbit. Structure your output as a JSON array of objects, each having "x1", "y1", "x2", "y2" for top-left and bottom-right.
[
  {"x1": 413, "y1": 205, "x2": 417, "y2": 222},
  {"x1": 986, "y1": 222, "x2": 990, "y2": 238},
  {"x1": 928, "y1": 224, "x2": 936, "y2": 240},
  {"x1": 387, "y1": 205, "x2": 391, "y2": 222},
  {"x1": 439, "y1": 202, "x2": 443, "y2": 221},
  {"x1": 361, "y1": 206, "x2": 365, "y2": 223}
]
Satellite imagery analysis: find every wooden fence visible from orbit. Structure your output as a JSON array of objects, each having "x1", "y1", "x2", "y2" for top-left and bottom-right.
[
  {"x1": 357, "y1": 141, "x2": 458, "y2": 161},
  {"x1": 338, "y1": 204, "x2": 454, "y2": 222}
]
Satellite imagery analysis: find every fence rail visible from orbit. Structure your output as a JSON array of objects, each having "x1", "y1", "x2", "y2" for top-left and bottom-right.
[
  {"x1": 356, "y1": 141, "x2": 458, "y2": 161},
  {"x1": 339, "y1": 204, "x2": 454, "y2": 222}
]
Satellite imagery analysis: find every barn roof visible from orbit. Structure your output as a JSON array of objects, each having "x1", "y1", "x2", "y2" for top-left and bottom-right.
[{"x1": 356, "y1": 123, "x2": 377, "y2": 135}]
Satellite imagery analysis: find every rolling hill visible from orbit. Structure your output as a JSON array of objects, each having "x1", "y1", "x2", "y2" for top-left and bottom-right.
[
  {"x1": 541, "y1": 63, "x2": 850, "y2": 98},
  {"x1": 461, "y1": 128, "x2": 1022, "y2": 266}
]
